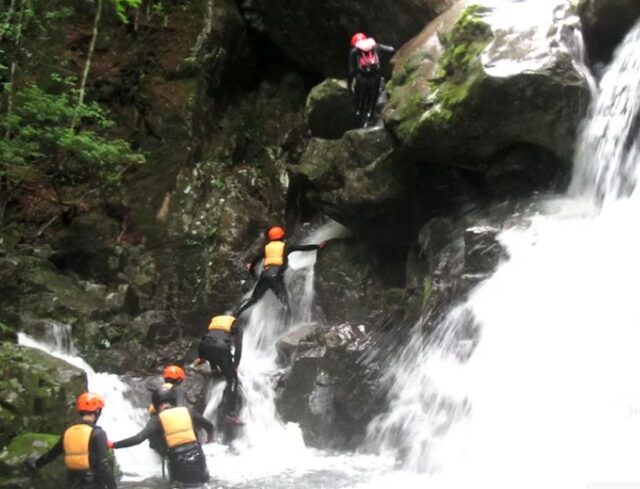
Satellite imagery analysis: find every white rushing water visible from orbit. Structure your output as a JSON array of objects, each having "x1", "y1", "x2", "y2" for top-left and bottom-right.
[
  {"x1": 363, "y1": 15, "x2": 640, "y2": 489},
  {"x1": 199, "y1": 220, "x2": 395, "y2": 488},
  {"x1": 18, "y1": 323, "x2": 160, "y2": 480}
]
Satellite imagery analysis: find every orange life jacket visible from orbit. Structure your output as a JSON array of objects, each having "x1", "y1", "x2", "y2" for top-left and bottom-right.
[
  {"x1": 208, "y1": 315, "x2": 236, "y2": 333},
  {"x1": 264, "y1": 241, "x2": 285, "y2": 267},
  {"x1": 63, "y1": 424, "x2": 93, "y2": 471},
  {"x1": 159, "y1": 406, "x2": 197, "y2": 448}
]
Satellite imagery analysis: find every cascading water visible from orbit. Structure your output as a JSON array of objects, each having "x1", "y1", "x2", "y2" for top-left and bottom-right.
[
  {"x1": 17, "y1": 323, "x2": 160, "y2": 481},
  {"x1": 363, "y1": 14, "x2": 640, "y2": 489},
  {"x1": 198, "y1": 220, "x2": 395, "y2": 487}
]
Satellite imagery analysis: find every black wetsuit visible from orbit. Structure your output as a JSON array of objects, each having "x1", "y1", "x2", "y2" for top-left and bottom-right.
[
  {"x1": 34, "y1": 422, "x2": 117, "y2": 489},
  {"x1": 348, "y1": 43, "x2": 395, "y2": 127},
  {"x1": 147, "y1": 381, "x2": 185, "y2": 456},
  {"x1": 112, "y1": 407, "x2": 214, "y2": 484},
  {"x1": 198, "y1": 321, "x2": 243, "y2": 416},
  {"x1": 237, "y1": 241, "x2": 324, "y2": 316}
]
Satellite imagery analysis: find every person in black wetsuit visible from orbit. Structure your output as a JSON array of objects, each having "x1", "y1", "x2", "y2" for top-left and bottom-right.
[
  {"x1": 348, "y1": 32, "x2": 395, "y2": 128},
  {"x1": 237, "y1": 225, "x2": 326, "y2": 318},
  {"x1": 193, "y1": 310, "x2": 245, "y2": 425},
  {"x1": 111, "y1": 386, "x2": 214, "y2": 485},
  {"x1": 24, "y1": 392, "x2": 117, "y2": 489},
  {"x1": 146, "y1": 365, "x2": 187, "y2": 456}
]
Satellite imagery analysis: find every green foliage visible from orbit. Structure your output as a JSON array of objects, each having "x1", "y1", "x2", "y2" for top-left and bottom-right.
[
  {"x1": 112, "y1": 0, "x2": 142, "y2": 23},
  {"x1": 0, "y1": 80, "x2": 145, "y2": 191}
]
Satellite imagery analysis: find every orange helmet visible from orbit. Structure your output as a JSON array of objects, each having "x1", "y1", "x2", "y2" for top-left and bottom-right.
[
  {"x1": 351, "y1": 32, "x2": 368, "y2": 47},
  {"x1": 76, "y1": 392, "x2": 105, "y2": 413},
  {"x1": 267, "y1": 226, "x2": 285, "y2": 241},
  {"x1": 163, "y1": 365, "x2": 185, "y2": 382}
]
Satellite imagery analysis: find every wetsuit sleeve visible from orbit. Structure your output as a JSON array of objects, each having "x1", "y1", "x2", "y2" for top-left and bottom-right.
[
  {"x1": 232, "y1": 323, "x2": 243, "y2": 368},
  {"x1": 286, "y1": 243, "x2": 322, "y2": 254},
  {"x1": 90, "y1": 427, "x2": 117, "y2": 489},
  {"x1": 112, "y1": 417, "x2": 159, "y2": 449},
  {"x1": 348, "y1": 48, "x2": 358, "y2": 90},
  {"x1": 377, "y1": 44, "x2": 395, "y2": 54},
  {"x1": 175, "y1": 385, "x2": 185, "y2": 406},
  {"x1": 189, "y1": 408, "x2": 214, "y2": 439},
  {"x1": 34, "y1": 437, "x2": 62, "y2": 468}
]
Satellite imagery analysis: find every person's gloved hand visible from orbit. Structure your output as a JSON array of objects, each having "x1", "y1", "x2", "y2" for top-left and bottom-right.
[
  {"x1": 107, "y1": 440, "x2": 114, "y2": 449},
  {"x1": 244, "y1": 263, "x2": 254, "y2": 273},
  {"x1": 24, "y1": 456, "x2": 37, "y2": 473},
  {"x1": 205, "y1": 436, "x2": 214, "y2": 444},
  {"x1": 318, "y1": 241, "x2": 327, "y2": 249}
]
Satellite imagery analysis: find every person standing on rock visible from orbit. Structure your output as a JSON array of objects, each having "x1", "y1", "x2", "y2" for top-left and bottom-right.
[
  {"x1": 237, "y1": 225, "x2": 327, "y2": 318},
  {"x1": 24, "y1": 392, "x2": 118, "y2": 489},
  {"x1": 348, "y1": 32, "x2": 395, "y2": 128},
  {"x1": 110, "y1": 386, "x2": 213, "y2": 485},
  {"x1": 192, "y1": 310, "x2": 245, "y2": 426}
]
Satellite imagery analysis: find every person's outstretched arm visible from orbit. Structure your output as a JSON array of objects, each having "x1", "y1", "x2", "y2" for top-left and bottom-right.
[
  {"x1": 32, "y1": 438, "x2": 62, "y2": 469},
  {"x1": 189, "y1": 408, "x2": 214, "y2": 442},
  {"x1": 112, "y1": 418, "x2": 158, "y2": 449},
  {"x1": 348, "y1": 48, "x2": 358, "y2": 93},
  {"x1": 377, "y1": 44, "x2": 395, "y2": 54},
  {"x1": 286, "y1": 242, "x2": 327, "y2": 254}
]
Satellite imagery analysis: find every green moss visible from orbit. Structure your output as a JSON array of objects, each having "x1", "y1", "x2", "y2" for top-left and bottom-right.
[
  {"x1": 391, "y1": 4, "x2": 493, "y2": 141},
  {"x1": 0, "y1": 322, "x2": 17, "y2": 343},
  {"x1": 427, "y1": 4, "x2": 493, "y2": 123},
  {"x1": 0, "y1": 433, "x2": 59, "y2": 466}
]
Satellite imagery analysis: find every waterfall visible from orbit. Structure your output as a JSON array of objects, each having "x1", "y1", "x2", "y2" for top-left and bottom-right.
[
  {"x1": 17, "y1": 323, "x2": 160, "y2": 481},
  {"x1": 364, "y1": 16, "x2": 640, "y2": 489},
  {"x1": 199, "y1": 220, "x2": 392, "y2": 485}
]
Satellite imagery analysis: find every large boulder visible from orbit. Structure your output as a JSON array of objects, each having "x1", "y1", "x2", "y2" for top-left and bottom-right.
[
  {"x1": 314, "y1": 239, "x2": 421, "y2": 328},
  {"x1": 277, "y1": 323, "x2": 384, "y2": 449},
  {"x1": 240, "y1": 0, "x2": 456, "y2": 76},
  {"x1": 0, "y1": 344, "x2": 87, "y2": 448},
  {"x1": 305, "y1": 79, "x2": 355, "y2": 139},
  {"x1": 0, "y1": 433, "x2": 64, "y2": 489},
  {"x1": 578, "y1": 0, "x2": 640, "y2": 65},
  {"x1": 293, "y1": 127, "x2": 401, "y2": 224},
  {"x1": 0, "y1": 432, "x2": 118, "y2": 489},
  {"x1": 384, "y1": 1, "x2": 590, "y2": 185}
]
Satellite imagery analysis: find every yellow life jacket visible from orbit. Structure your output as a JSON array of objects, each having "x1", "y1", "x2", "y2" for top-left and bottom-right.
[
  {"x1": 159, "y1": 406, "x2": 197, "y2": 448},
  {"x1": 63, "y1": 424, "x2": 93, "y2": 471},
  {"x1": 148, "y1": 383, "x2": 175, "y2": 414},
  {"x1": 208, "y1": 315, "x2": 236, "y2": 333},
  {"x1": 264, "y1": 241, "x2": 285, "y2": 267}
]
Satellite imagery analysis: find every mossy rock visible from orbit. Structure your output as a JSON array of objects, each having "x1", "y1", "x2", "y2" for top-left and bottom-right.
[
  {"x1": 0, "y1": 344, "x2": 87, "y2": 448},
  {"x1": 0, "y1": 435, "x2": 64, "y2": 488},
  {"x1": 305, "y1": 79, "x2": 356, "y2": 139},
  {"x1": 0, "y1": 322, "x2": 17, "y2": 343},
  {"x1": 384, "y1": 0, "x2": 589, "y2": 186}
]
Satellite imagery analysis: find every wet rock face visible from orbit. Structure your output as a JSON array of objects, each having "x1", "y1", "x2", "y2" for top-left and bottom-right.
[
  {"x1": 163, "y1": 75, "x2": 307, "y2": 333},
  {"x1": 305, "y1": 79, "x2": 356, "y2": 139},
  {"x1": 0, "y1": 433, "x2": 65, "y2": 489},
  {"x1": 578, "y1": 0, "x2": 640, "y2": 65},
  {"x1": 241, "y1": 0, "x2": 455, "y2": 77},
  {"x1": 407, "y1": 206, "x2": 515, "y2": 333},
  {"x1": 314, "y1": 239, "x2": 420, "y2": 328},
  {"x1": 277, "y1": 323, "x2": 384, "y2": 449},
  {"x1": 385, "y1": 1, "x2": 590, "y2": 186},
  {"x1": 292, "y1": 127, "x2": 402, "y2": 227},
  {"x1": 0, "y1": 344, "x2": 87, "y2": 448}
]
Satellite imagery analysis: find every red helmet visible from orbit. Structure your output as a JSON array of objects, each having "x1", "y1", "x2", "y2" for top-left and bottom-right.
[
  {"x1": 163, "y1": 365, "x2": 185, "y2": 382},
  {"x1": 267, "y1": 226, "x2": 285, "y2": 241},
  {"x1": 76, "y1": 392, "x2": 105, "y2": 413},
  {"x1": 351, "y1": 32, "x2": 368, "y2": 47}
]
